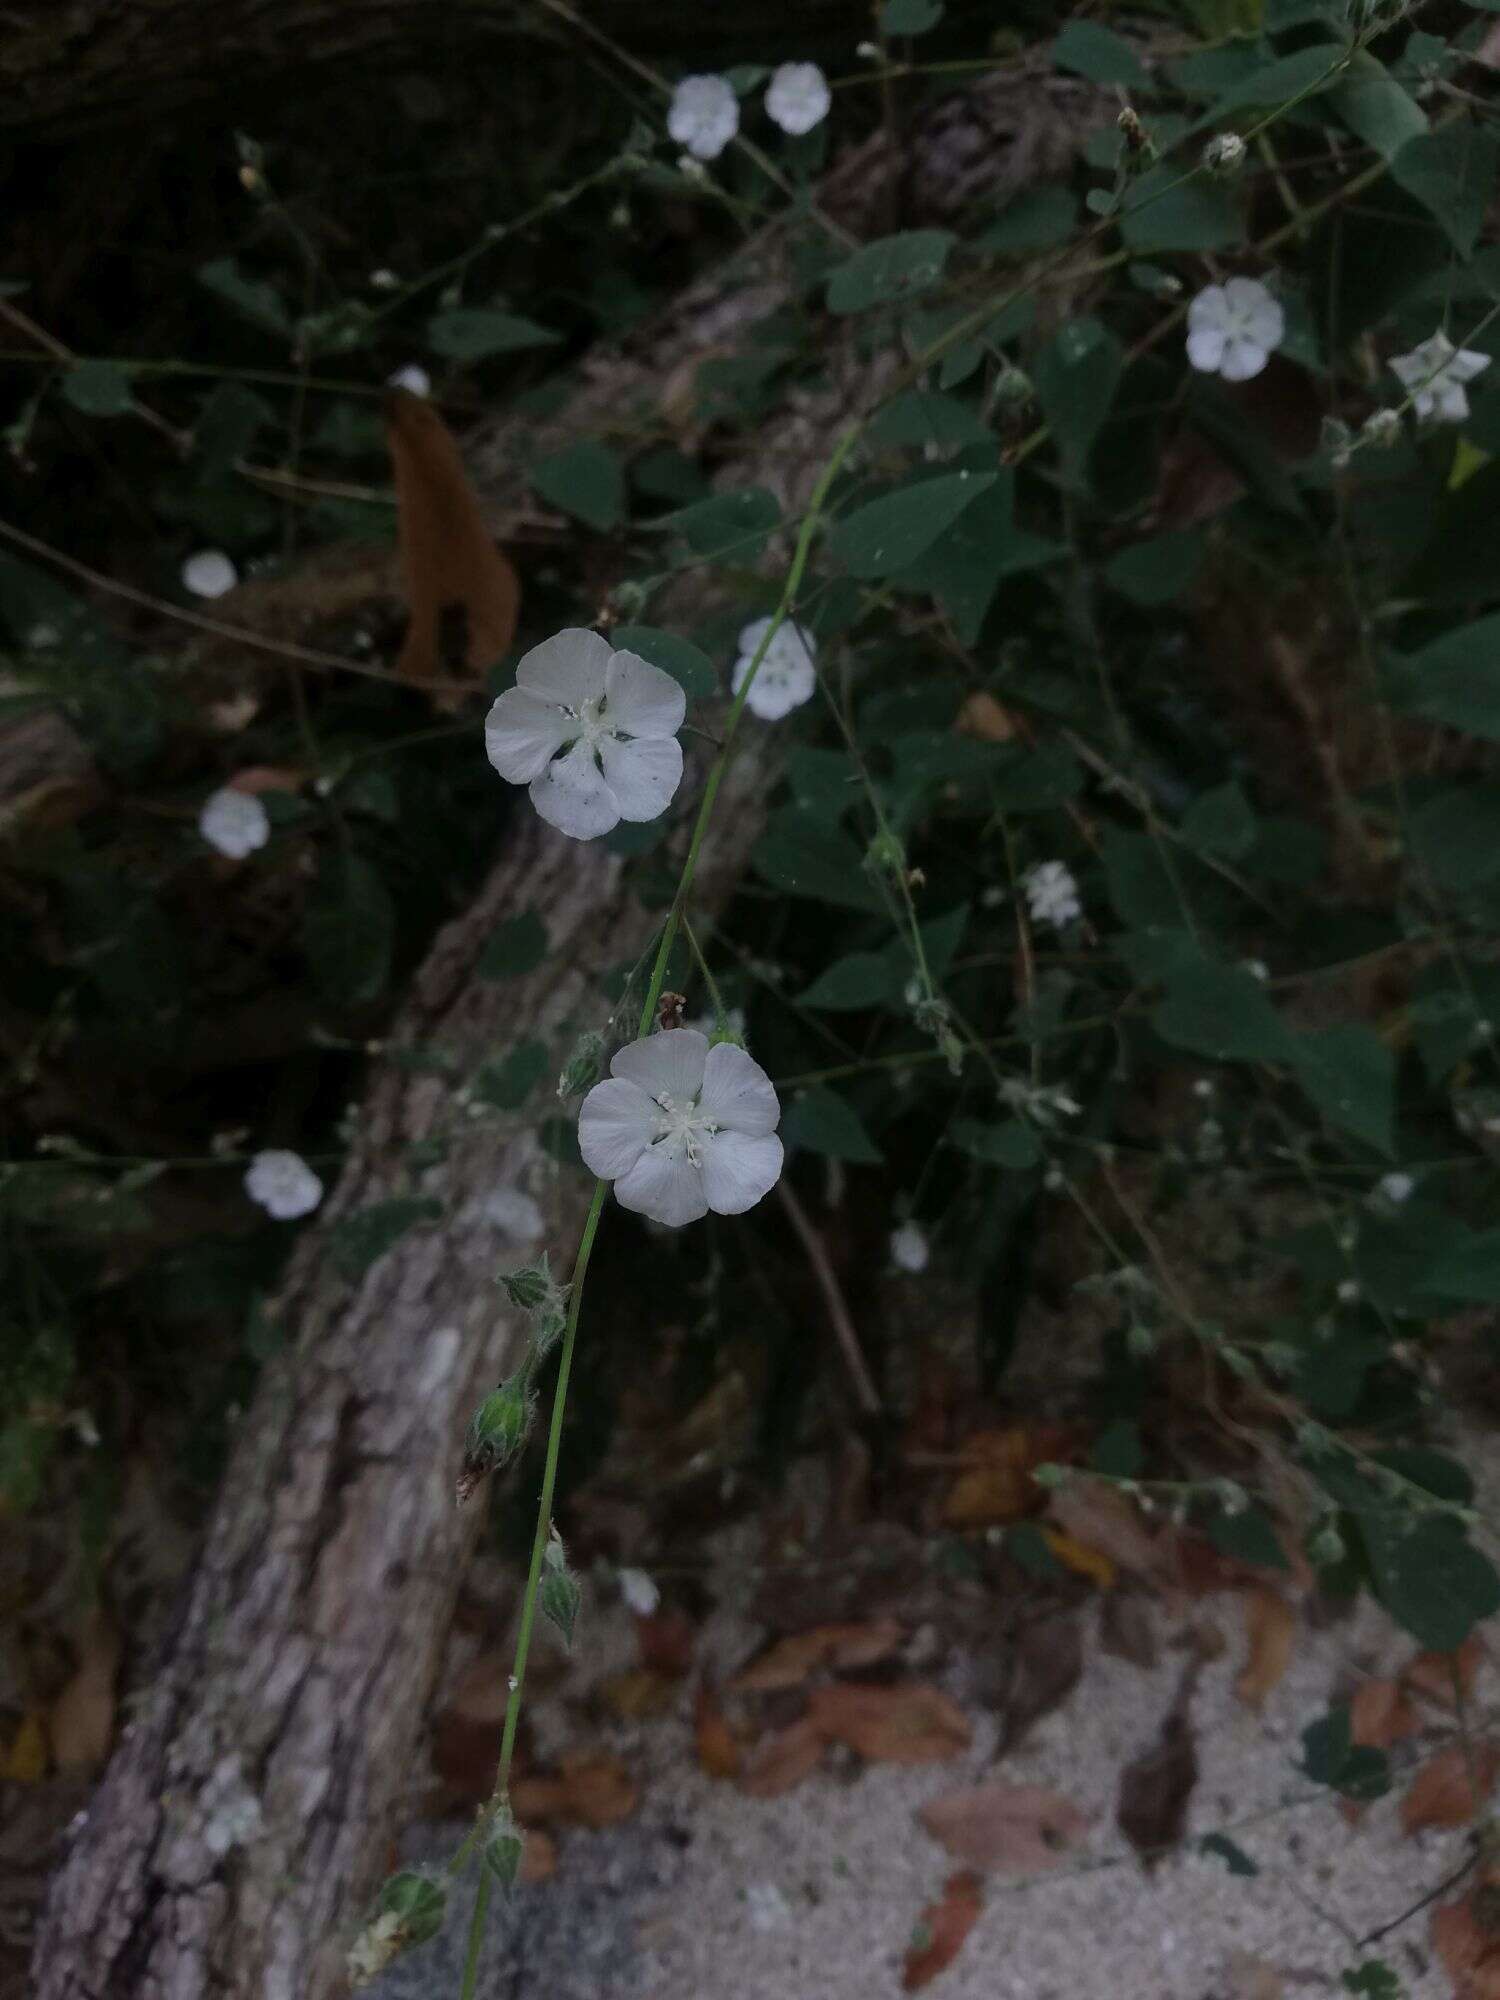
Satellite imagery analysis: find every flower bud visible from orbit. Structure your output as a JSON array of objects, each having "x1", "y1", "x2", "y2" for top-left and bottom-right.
[
  {"x1": 557, "y1": 1029, "x2": 607, "y2": 1101},
  {"x1": 484, "y1": 1810, "x2": 526, "y2": 1889},
  {"x1": 540, "y1": 1566, "x2": 582, "y2": 1647},
  {"x1": 530, "y1": 1301, "x2": 568, "y2": 1359},
  {"x1": 864, "y1": 829, "x2": 906, "y2": 876},
  {"x1": 1361, "y1": 407, "x2": 1402, "y2": 450},
  {"x1": 456, "y1": 1374, "x2": 533, "y2": 1505},
  {"x1": 1201, "y1": 131, "x2": 1246, "y2": 176},
  {"x1": 501, "y1": 1254, "x2": 555, "y2": 1311},
  {"x1": 347, "y1": 1871, "x2": 447, "y2": 1986}
]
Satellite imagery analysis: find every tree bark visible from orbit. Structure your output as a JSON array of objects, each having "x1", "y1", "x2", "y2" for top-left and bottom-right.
[{"x1": 30, "y1": 63, "x2": 1105, "y2": 2000}]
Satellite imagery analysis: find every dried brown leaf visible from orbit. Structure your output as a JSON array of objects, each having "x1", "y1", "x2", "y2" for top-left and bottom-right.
[
  {"x1": 994, "y1": 1610, "x2": 1083, "y2": 1757},
  {"x1": 941, "y1": 1424, "x2": 1077, "y2": 1530},
  {"x1": 595, "y1": 1668, "x2": 676, "y2": 1721},
  {"x1": 1405, "y1": 1636, "x2": 1485, "y2": 1709},
  {"x1": 635, "y1": 1606, "x2": 697, "y2": 1678},
  {"x1": 1235, "y1": 1587, "x2": 1296, "y2": 1711},
  {"x1": 956, "y1": 691, "x2": 1017, "y2": 743},
  {"x1": 1226, "y1": 1952, "x2": 1285, "y2": 2000},
  {"x1": 1433, "y1": 1868, "x2": 1500, "y2": 1999},
  {"x1": 902, "y1": 1872, "x2": 984, "y2": 1992},
  {"x1": 555, "y1": 1751, "x2": 638, "y2": 1829},
  {"x1": 0, "y1": 1713, "x2": 48, "y2": 1784},
  {"x1": 1401, "y1": 1743, "x2": 1500, "y2": 1835},
  {"x1": 49, "y1": 1612, "x2": 120, "y2": 1775},
  {"x1": 694, "y1": 1683, "x2": 742, "y2": 1781},
  {"x1": 1046, "y1": 1480, "x2": 1162, "y2": 1582},
  {"x1": 521, "y1": 1828, "x2": 557, "y2": 1883},
  {"x1": 918, "y1": 1781, "x2": 1089, "y2": 1874},
  {"x1": 1349, "y1": 1677, "x2": 1418, "y2": 1750},
  {"x1": 1117, "y1": 1698, "x2": 1197, "y2": 1863},
  {"x1": 808, "y1": 1682, "x2": 972, "y2": 1765},
  {"x1": 1099, "y1": 1592, "x2": 1158, "y2": 1671},
  {"x1": 731, "y1": 1618, "x2": 903, "y2": 1693},
  {"x1": 738, "y1": 1714, "x2": 826, "y2": 1797}
]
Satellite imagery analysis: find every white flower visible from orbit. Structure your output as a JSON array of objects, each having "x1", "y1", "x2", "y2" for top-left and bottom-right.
[
  {"x1": 199, "y1": 786, "x2": 270, "y2": 859},
  {"x1": 890, "y1": 1220, "x2": 929, "y2": 1273},
  {"x1": 1389, "y1": 331, "x2": 1491, "y2": 424},
  {"x1": 619, "y1": 1567, "x2": 660, "y2": 1617},
  {"x1": 369, "y1": 268, "x2": 399, "y2": 290},
  {"x1": 1375, "y1": 1171, "x2": 1415, "y2": 1206},
  {"x1": 578, "y1": 1027, "x2": 783, "y2": 1228},
  {"x1": 387, "y1": 363, "x2": 431, "y2": 397},
  {"x1": 667, "y1": 75, "x2": 739, "y2": 162},
  {"x1": 765, "y1": 63, "x2": 830, "y2": 136},
  {"x1": 1185, "y1": 277, "x2": 1284, "y2": 383},
  {"x1": 182, "y1": 549, "x2": 238, "y2": 599},
  {"x1": 245, "y1": 1149, "x2": 323, "y2": 1220},
  {"x1": 1023, "y1": 859, "x2": 1081, "y2": 929},
  {"x1": 731, "y1": 617, "x2": 818, "y2": 721},
  {"x1": 484, "y1": 628, "x2": 685, "y2": 841},
  {"x1": 1202, "y1": 132, "x2": 1246, "y2": 176}
]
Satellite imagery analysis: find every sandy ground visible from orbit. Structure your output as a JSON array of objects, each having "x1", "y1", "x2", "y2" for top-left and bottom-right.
[{"x1": 375, "y1": 1523, "x2": 1487, "y2": 2000}]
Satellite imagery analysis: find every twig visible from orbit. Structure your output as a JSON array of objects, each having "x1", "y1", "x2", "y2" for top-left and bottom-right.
[
  {"x1": 774, "y1": 1178, "x2": 882, "y2": 1418},
  {"x1": 1356, "y1": 1840, "x2": 1480, "y2": 1950},
  {"x1": 0, "y1": 295, "x2": 191, "y2": 454}
]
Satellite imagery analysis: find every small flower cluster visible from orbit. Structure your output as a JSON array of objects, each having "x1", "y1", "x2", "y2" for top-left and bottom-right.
[{"x1": 667, "y1": 62, "x2": 830, "y2": 162}]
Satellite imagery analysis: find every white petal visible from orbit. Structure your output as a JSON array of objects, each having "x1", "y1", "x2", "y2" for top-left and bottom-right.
[
  {"x1": 484, "y1": 687, "x2": 578, "y2": 783},
  {"x1": 1219, "y1": 337, "x2": 1267, "y2": 383},
  {"x1": 516, "y1": 628, "x2": 614, "y2": 708},
  {"x1": 1223, "y1": 276, "x2": 1272, "y2": 320},
  {"x1": 890, "y1": 1221, "x2": 929, "y2": 1273},
  {"x1": 199, "y1": 787, "x2": 270, "y2": 858},
  {"x1": 1242, "y1": 297, "x2": 1285, "y2": 350},
  {"x1": 1436, "y1": 382, "x2": 1470, "y2": 423},
  {"x1": 528, "y1": 738, "x2": 619, "y2": 840},
  {"x1": 1185, "y1": 327, "x2": 1226, "y2": 375},
  {"x1": 698, "y1": 1041, "x2": 780, "y2": 1136},
  {"x1": 598, "y1": 733, "x2": 683, "y2": 822},
  {"x1": 611, "y1": 1027, "x2": 709, "y2": 1103},
  {"x1": 700, "y1": 1130, "x2": 783, "y2": 1215},
  {"x1": 182, "y1": 550, "x2": 237, "y2": 599},
  {"x1": 614, "y1": 1139, "x2": 709, "y2": 1226},
  {"x1": 1187, "y1": 285, "x2": 1228, "y2": 334},
  {"x1": 1451, "y1": 348, "x2": 1491, "y2": 383},
  {"x1": 604, "y1": 650, "x2": 687, "y2": 739},
  {"x1": 737, "y1": 616, "x2": 775, "y2": 656},
  {"x1": 578, "y1": 1077, "x2": 658, "y2": 1179},
  {"x1": 732, "y1": 652, "x2": 814, "y2": 721},
  {"x1": 387, "y1": 364, "x2": 431, "y2": 397}
]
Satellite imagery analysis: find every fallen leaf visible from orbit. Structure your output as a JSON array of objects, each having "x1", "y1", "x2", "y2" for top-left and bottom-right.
[
  {"x1": 1349, "y1": 1677, "x2": 1419, "y2": 1750},
  {"x1": 918, "y1": 1781, "x2": 1089, "y2": 1874},
  {"x1": 1226, "y1": 1952, "x2": 1284, "y2": 2000},
  {"x1": 1099, "y1": 1592, "x2": 1158, "y2": 1671},
  {"x1": 956, "y1": 691, "x2": 1017, "y2": 743},
  {"x1": 1117, "y1": 1679, "x2": 1198, "y2": 1864},
  {"x1": 1401, "y1": 1743, "x2": 1500, "y2": 1835},
  {"x1": 1042, "y1": 1527, "x2": 1115, "y2": 1588},
  {"x1": 808, "y1": 1682, "x2": 972, "y2": 1765},
  {"x1": 694, "y1": 1683, "x2": 742, "y2": 1781},
  {"x1": 731, "y1": 1618, "x2": 903, "y2": 1693},
  {"x1": 1045, "y1": 1480, "x2": 1162, "y2": 1582},
  {"x1": 941, "y1": 1424, "x2": 1077, "y2": 1529},
  {"x1": 1433, "y1": 1864, "x2": 1500, "y2": 2000},
  {"x1": 994, "y1": 1610, "x2": 1083, "y2": 1756},
  {"x1": 1406, "y1": 1636, "x2": 1485, "y2": 1709},
  {"x1": 49, "y1": 1612, "x2": 120, "y2": 1774},
  {"x1": 387, "y1": 388, "x2": 521, "y2": 701},
  {"x1": 595, "y1": 1668, "x2": 676, "y2": 1721},
  {"x1": 0, "y1": 1713, "x2": 48, "y2": 1784},
  {"x1": 431, "y1": 1648, "x2": 513, "y2": 1799},
  {"x1": 903, "y1": 1871, "x2": 983, "y2": 1992},
  {"x1": 225, "y1": 764, "x2": 307, "y2": 797},
  {"x1": 1235, "y1": 1587, "x2": 1296, "y2": 1711},
  {"x1": 521, "y1": 1827, "x2": 557, "y2": 1883},
  {"x1": 513, "y1": 1752, "x2": 638, "y2": 1829},
  {"x1": 738, "y1": 1714, "x2": 826, "y2": 1797},
  {"x1": 636, "y1": 1606, "x2": 696, "y2": 1678}
]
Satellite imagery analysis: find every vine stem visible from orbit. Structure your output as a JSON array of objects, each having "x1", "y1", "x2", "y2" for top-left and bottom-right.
[{"x1": 454, "y1": 423, "x2": 860, "y2": 1998}]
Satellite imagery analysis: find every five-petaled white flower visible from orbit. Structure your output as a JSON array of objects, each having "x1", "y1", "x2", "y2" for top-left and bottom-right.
[
  {"x1": 890, "y1": 1220, "x2": 930, "y2": 1274},
  {"x1": 578, "y1": 1027, "x2": 783, "y2": 1227},
  {"x1": 387, "y1": 363, "x2": 431, "y2": 397},
  {"x1": 199, "y1": 786, "x2": 270, "y2": 859},
  {"x1": 182, "y1": 549, "x2": 238, "y2": 599},
  {"x1": 245, "y1": 1149, "x2": 323, "y2": 1220},
  {"x1": 766, "y1": 63, "x2": 831, "y2": 136},
  {"x1": 1186, "y1": 278, "x2": 1284, "y2": 383},
  {"x1": 1389, "y1": 331, "x2": 1491, "y2": 425},
  {"x1": 1375, "y1": 1171, "x2": 1415, "y2": 1206},
  {"x1": 732, "y1": 617, "x2": 818, "y2": 721},
  {"x1": 667, "y1": 75, "x2": 739, "y2": 162},
  {"x1": 485, "y1": 628, "x2": 686, "y2": 841},
  {"x1": 1023, "y1": 859, "x2": 1082, "y2": 929}
]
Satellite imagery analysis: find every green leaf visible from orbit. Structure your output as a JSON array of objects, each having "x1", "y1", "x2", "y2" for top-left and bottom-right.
[
  {"x1": 1408, "y1": 786, "x2": 1500, "y2": 896},
  {"x1": 303, "y1": 852, "x2": 394, "y2": 1007},
  {"x1": 1404, "y1": 459, "x2": 1500, "y2": 602},
  {"x1": 426, "y1": 307, "x2": 560, "y2": 360},
  {"x1": 1391, "y1": 125, "x2": 1498, "y2": 257},
  {"x1": 971, "y1": 185, "x2": 1078, "y2": 256},
  {"x1": 753, "y1": 812, "x2": 885, "y2": 912},
  {"x1": 1205, "y1": 1501, "x2": 1290, "y2": 1571},
  {"x1": 826, "y1": 230, "x2": 956, "y2": 313},
  {"x1": 830, "y1": 471, "x2": 996, "y2": 580},
  {"x1": 782, "y1": 1087, "x2": 882, "y2": 1163},
  {"x1": 1203, "y1": 44, "x2": 1346, "y2": 122},
  {"x1": 530, "y1": 440, "x2": 624, "y2": 532},
  {"x1": 1181, "y1": 781, "x2": 1256, "y2": 861},
  {"x1": 988, "y1": 744, "x2": 1084, "y2": 812},
  {"x1": 951, "y1": 1117, "x2": 1041, "y2": 1169},
  {"x1": 331, "y1": 1197, "x2": 443, "y2": 1279},
  {"x1": 478, "y1": 909, "x2": 548, "y2": 980},
  {"x1": 61, "y1": 361, "x2": 136, "y2": 417},
  {"x1": 866, "y1": 391, "x2": 991, "y2": 452},
  {"x1": 539, "y1": 1567, "x2": 582, "y2": 1647},
  {"x1": 799, "y1": 952, "x2": 901, "y2": 1011},
  {"x1": 1053, "y1": 20, "x2": 1147, "y2": 86},
  {"x1": 1291, "y1": 1024, "x2": 1396, "y2": 1156},
  {"x1": 1360, "y1": 1512, "x2": 1500, "y2": 1651},
  {"x1": 1153, "y1": 960, "x2": 1297, "y2": 1063},
  {"x1": 1423, "y1": 1228, "x2": 1500, "y2": 1302},
  {"x1": 1102, "y1": 830, "x2": 1186, "y2": 928},
  {"x1": 1300, "y1": 1705, "x2": 1391, "y2": 1801},
  {"x1": 1200, "y1": 1832, "x2": 1259, "y2": 1878},
  {"x1": 1120, "y1": 168, "x2": 1243, "y2": 253},
  {"x1": 1033, "y1": 317, "x2": 1122, "y2": 484},
  {"x1": 895, "y1": 464, "x2": 1062, "y2": 642},
  {"x1": 1384, "y1": 614, "x2": 1500, "y2": 739},
  {"x1": 611, "y1": 624, "x2": 716, "y2": 699},
  {"x1": 198, "y1": 256, "x2": 291, "y2": 335},
  {"x1": 663, "y1": 487, "x2": 781, "y2": 562},
  {"x1": 472, "y1": 1039, "x2": 549, "y2": 1111},
  {"x1": 881, "y1": 0, "x2": 944, "y2": 29},
  {"x1": 1104, "y1": 530, "x2": 1204, "y2": 606},
  {"x1": 1330, "y1": 51, "x2": 1427, "y2": 162}
]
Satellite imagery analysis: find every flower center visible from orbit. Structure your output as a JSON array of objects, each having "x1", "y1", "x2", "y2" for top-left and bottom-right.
[{"x1": 652, "y1": 1091, "x2": 718, "y2": 1167}]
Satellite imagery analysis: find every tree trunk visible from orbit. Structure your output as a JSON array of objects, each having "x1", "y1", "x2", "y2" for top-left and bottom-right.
[{"x1": 31, "y1": 64, "x2": 1105, "y2": 2000}]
